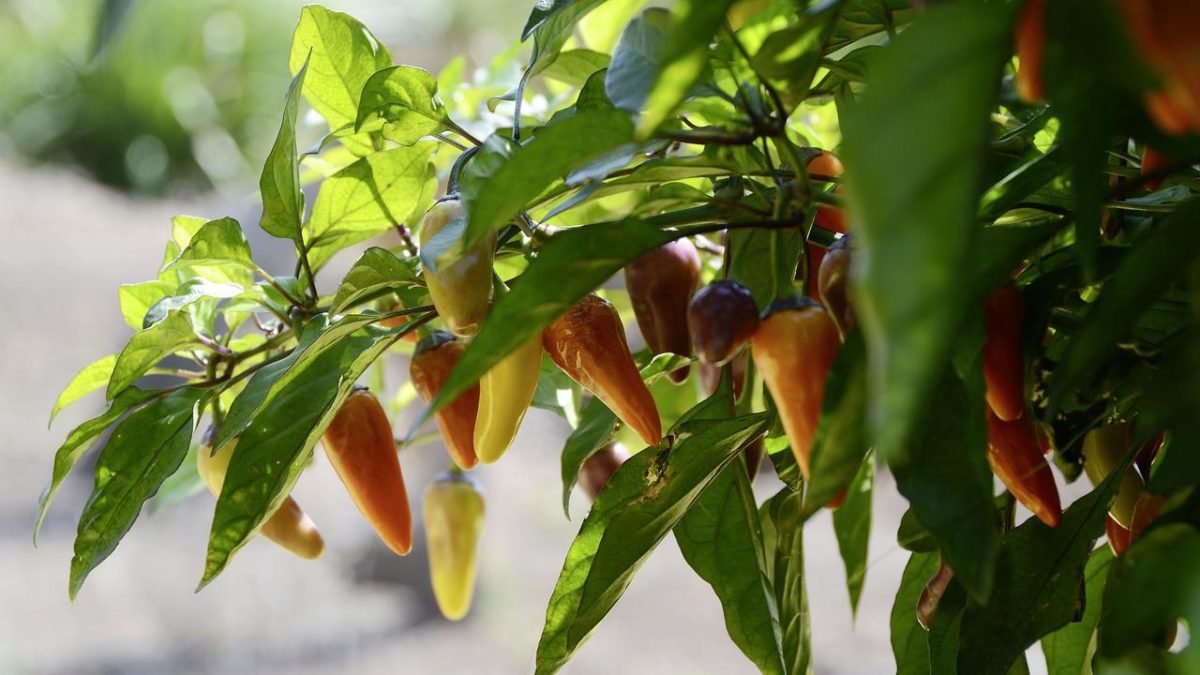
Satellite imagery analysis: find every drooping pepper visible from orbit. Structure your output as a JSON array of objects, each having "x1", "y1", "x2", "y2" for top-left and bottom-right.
[
  {"x1": 1082, "y1": 422, "x2": 1145, "y2": 528},
  {"x1": 1014, "y1": 0, "x2": 1047, "y2": 103},
  {"x1": 410, "y1": 330, "x2": 480, "y2": 470},
  {"x1": 1107, "y1": 515, "x2": 1133, "y2": 556},
  {"x1": 916, "y1": 560, "x2": 955, "y2": 631},
  {"x1": 197, "y1": 427, "x2": 324, "y2": 560},
  {"x1": 419, "y1": 197, "x2": 496, "y2": 337},
  {"x1": 817, "y1": 235, "x2": 855, "y2": 338},
  {"x1": 688, "y1": 279, "x2": 760, "y2": 366},
  {"x1": 985, "y1": 409, "x2": 1062, "y2": 528},
  {"x1": 474, "y1": 333, "x2": 541, "y2": 464},
  {"x1": 1117, "y1": 0, "x2": 1200, "y2": 134},
  {"x1": 624, "y1": 238, "x2": 702, "y2": 384},
  {"x1": 808, "y1": 150, "x2": 847, "y2": 235},
  {"x1": 579, "y1": 443, "x2": 631, "y2": 501},
  {"x1": 699, "y1": 352, "x2": 748, "y2": 400},
  {"x1": 750, "y1": 297, "x2": 841, "y2": 480},
  {"x1": 543, "y1": 293, "x2": 663, "y2": 446},
  {"x1": 1141, "y1": 146, "x2": 1170, "y2": 191},
  {"x1": 322, "y1": 388, "x2": 413, "y2": 556},
  {"x1": 423, "y1": 470, "x2": 485, "y2": 621},
  {"x1": 982, "y1": 285, "x2": 1027, "y2": 422}
]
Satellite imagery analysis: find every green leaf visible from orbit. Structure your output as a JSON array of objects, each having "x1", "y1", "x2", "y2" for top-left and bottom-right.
[
  {"x1": 727, "y1": 226, "x2": 805, "y2": 308},
  {"x1": 306, "y1": 143, "x2": 436, "y2": 270},
  {"x1": 526, "y1": 0, "x2": 608, "y2": 73},
  {"x1": 355, "y1": 66, "x2": 449, "y2": 145},
  {"x1": 604, "y1": 9, "x2": 668, "y2": 115},
  {"x1": 1041, "y1": 546, "x2": 1114, "y2": 675},
  {"x1": 839, "y1": 2, "x2": 1013, "y2": 466},
  {"x1": 202, "y1": 329, "x2": 400, "y2": 587},
  {"x1": 259, "y1": 53, "x2": 310, "y2": 241},
  {"x1": 833, "y1": 450, "x2": 874, "y2": 616},
  {"x1": 803, "y1": 332, "x2": 869, "y2": 514},
  {"x1": 636, "y1": 0, "x2": 734, "y2": 135},
  {"x1": 928, "y1": 580, "x2": 967, "y2": 673},
  {"x1": 752, "y1": 1, "x2": 846, "y2": 107},
  {"x1": 288, "y1": 6, "x2": 392, "y2": 136},
  {"x1": 954, "y1": 477, "x2": 1117, "y2": 675},
  {"x1": 460, "y1": 110, "x2": 635, "y2": 247},
  {"x1": 142, "y1": 280, "x2": 244, "y2": 329},
  {"x1": 160, "y1": 217, "x2": 254, "y2": 287},
  {"x1": 118, "y1": 280, "x2": 174, "y2": 329},
  {"x1": 1097, "y1": 524, "x2": 1200, "y2": 665},
  {"x1": 428, "y1": 219, "x2": 676, "y2": 415},
  {"x1": 1048, "y1": 198, "x2": 1200, "y2": 413},
  {"x1": 539, "y1": 49, "x2": 611, "y2": 86},
  {"x1": 889, "y1": 364, "x2": 998, "y2": 601},
  {"x1": 106, "y1": 310, "x2": 198, "y2": 400},
  {"x1": 760, "y1": 489, "x2": 814, "y2": 675},
  {"x1": 521, "y1": 0, "x2": 605, "y2": 40},
  {"x1": 69, "y1": 387, "x2": 204, "y2": 599},
  {"x1": 897, "y1": 507, "x2": 937, "y2": 553},
  {"x1": 49, "y1": 354, "x2": 117, "y2": 425},
  {"x1": 35, "y1": 387, "x2": 159, "y2": 544},
  {"x1": 979, "y1": 146, "x2": 1068, "y2": 221},
  {"x1": 560, "y1": 398, "x2": 619, "y2": 517},
  {"x1": 330, "y1": 247, "x2": 423, "y2": 314},
  {"x1": 891, "y1": 551, "x2": 940, "y2": 675},
  {"x1": 535, "y1": 412, "x2": 770, "y2": 674},
  {"x1": 532, "y1": 354, "x2": 583, "y2": 424},
  {"x1": 676, "y1": 461, "x2": 785, "y2": 675},
  {"x1": 1139, "y1": 328, "x2": 1200, "y2": 492}
]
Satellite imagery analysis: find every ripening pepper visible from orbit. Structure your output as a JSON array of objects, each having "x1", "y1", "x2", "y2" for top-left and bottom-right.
[
  {"x1": 474, "y1": 333, "x2": 542, "y2": 464},
  {"x1": 424, "y1": 471, "x2": 485, "y2": 621},
  {"x1": 917, "y1": 561, "x2": 955, "y2": 631},
  {"x1": 750, "y1": 297, "x2": 840, "y2": 480},
  {"x1": 419, "y1": 197, "x2": 496, "y2": 337},
  {"x1": 1141, "y1": 146, "x2": 1170, "y2": 191},
  {"x1": 197, "y1": 427, "x2": 324, "y2": 559},
  {"x1": 580, "y1": 443, "x2": 631, "y2": 501},
  {"x1": 808, "y1": 150, "x2": 847, "y2": 235},
  {"x1": 543, "y1": 294, "x2": 663, "y2": 446},
  {"x1": 986, "y1": 409, "x2": 1062, "y2": 527},
  {"x1": 1015, "y1": 0, "x2": 1047, "y2": 103},
  {"x1": 982, "y1": 285, "x2": 1027, "y2": 422},
  {"x1": 818, "y1": 235, "x2": 855, "y2": 338},
  {"x1": 625, "y1": 239, "x2": 702, "y2": 384},
  {"x1": 1082, "y1": 422, "x2": 1145, "y2": 528},
  {"x1": 1117, "y1": 0, "x2": 1200, "y2": 135},
  {"x1": 699, "y1": 352, "x2": 748, "y2": 400},
  {"x1": 322, "y1": 389, "x2": 413, "y2": 556},
  {"x1": 689, "y1": 280, "x2": 760, "y2": 366},
  {"x1": 1107, "y1": 515, "x2": 1133, "y2": 556},
  {"x1": 378, "y1": 300, "x2": 421, "y2": 342},
  {"x1": 411, "y1": 331, "x2": 480, "y2": 470}
]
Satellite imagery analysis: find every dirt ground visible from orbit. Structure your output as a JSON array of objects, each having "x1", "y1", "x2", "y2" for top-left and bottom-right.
[{"x1": 0, "y1": 159, "x2": 1052, "y2": 674}]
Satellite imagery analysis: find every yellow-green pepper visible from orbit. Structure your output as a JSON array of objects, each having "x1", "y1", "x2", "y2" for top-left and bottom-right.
[
  {"x1": 424, "y1": 470, "x2": 485, "y2": 621},
  {"x1": 419, "y1": 197, "x2": 496, "y2": 337}
]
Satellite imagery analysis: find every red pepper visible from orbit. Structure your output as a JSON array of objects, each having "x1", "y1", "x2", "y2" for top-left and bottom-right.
[
  {"x1": 689, "y1": 280, "x2": 760, "y2": 366},
  {"x1": 817, "y1": 235, "x2": 855, "y2": 338},
  {"x1": 982, "y1": 285, "x2": 1027, "y2": 422},
  {"x1": 985, "y1": 409, "x2": 1062, "y2": 528},
  {"x1": 1141, "y1": 146, "x2": 1169, "y2": 191},
  {"x1": 410, "y1": 331, "x2": 481, "y2": 470},
  {"x1": 625, "y1": 239, "x2": 702, "y2": 384}
]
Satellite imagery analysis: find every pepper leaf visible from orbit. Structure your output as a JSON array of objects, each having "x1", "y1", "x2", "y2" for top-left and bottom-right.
[
  {"x1": 106, "y1": 310, "x2": 198, "y2": 400},
  {"x1": 258, "y1": 53, "x2": 309, "y2": 241}
]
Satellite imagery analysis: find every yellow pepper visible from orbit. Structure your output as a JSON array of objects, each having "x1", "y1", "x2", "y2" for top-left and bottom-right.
[
  {"x1": 1082, "y1": 422, "x2": 1145, "y2": 528},
  {"x1": 475, "y1": 334, "x2": 542, "y2": 463},
  {"x1": 424, "y1": 471, "x2": 485, "y2": 621}
]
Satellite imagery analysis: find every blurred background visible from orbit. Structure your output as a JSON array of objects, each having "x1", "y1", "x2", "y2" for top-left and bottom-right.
[{"x1": 0, "y1": 1, "x2": 1080, "y2": 673}]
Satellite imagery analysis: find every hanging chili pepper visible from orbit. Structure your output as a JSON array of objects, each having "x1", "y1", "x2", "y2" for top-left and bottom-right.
[
  {"x1": 1107, "y1": 515, "x2": 1133, "y2": 556},
  {"x1": 1015, "y1": 0, "x2": 1047, "y2": 103},
  {"x1": 982, "y1": 285, "x2": 1027, "y2": 422},
  {"x1": 322, "y1": 388, "x2": 413, "y2": 556},
  {"x1": 698, "y1": 352, "x2": 748, "y2": 400},
  {"x1": 689, "y1": 279, "x2": 760, "y2": 366},
  {"x1": 424, "y1": 470, "x2": 485, "y2": 621},
  {"x1": 985, "y1": 409, "x2": 1062, "y2": 527},
  {"x1": 818, "y1": 235, "x2": 855, "y2": 338},
  {"x1": 1141, "y1": 146, "x2": 1170, "y2": 191},
  {"x1": 1117, "y1": 0, "x2": 1200, "y2": 135},
  {"x1": 1082, "y1": 422, "x2": 1145, "y2": 528},
  {"x1": 625, "y1": 239, "x2": 702, "y2": 384},
  {"x1": 543, "y1": 293, "x2": 663, "y2": 446},
  {"x1": 474, "y1": 335, "x2": 541, "y2": 464},
  {"x1": 750, "y1": 297, "x2": 840, "y2": 480},
  {"x1": 808, "y1": 150, "x2": 847, "y2": 235},
  {"x1": 411, "y1": 331, "x2": 480, "y2": 470},
  {"x1": 419, "y1": 197, "x2": 496, "y2": 337},
  {"x1": 197, "y1": 427, "x2": 324, "y2": 559}
]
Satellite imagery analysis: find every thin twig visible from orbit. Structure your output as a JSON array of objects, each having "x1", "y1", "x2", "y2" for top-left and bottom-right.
[{"x1": 393, "y1": 224, "x2": 420, "y2": 256}]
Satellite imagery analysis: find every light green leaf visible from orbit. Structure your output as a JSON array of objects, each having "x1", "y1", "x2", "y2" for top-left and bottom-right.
[
  {"x1": 535, "y1": 412, "x2": 770, "y2": 674},
  {"x1": 160, "y1": 217, "x2": 254, "y2": 287},
  {"x1": 107, "y1": 310, "x2": 198, "y2": 400},
  {"x1": 118, "y1": 280, "x2": 174, "y2": 330},
  {"x1": 760, "y1": 489, "x2": 814, "y2": 675},
  {"x1": 839, "y1": 1, "x2": 1013, "y2": 466},
  {"x1": 259, "y1": 53, "x2": 310, "y2": 241},
  {"x1": 539, "y1": 49, "x2": 610, "y2": 85},
  {"x1": 142, "y1": 280, "x2": 245, "y2": 329},
  {"x1": 356, "y1": 66, "x2": 449, "y2": 145},
  {"x1": 330, "y1": 247, "x2": 422, "y2": 314},
  {"x1": 49, "y1": 354, "x2": 117, "y2": 425},
  {"x1": 69, "y1": 387, "x2": 204, "y2": 599}
]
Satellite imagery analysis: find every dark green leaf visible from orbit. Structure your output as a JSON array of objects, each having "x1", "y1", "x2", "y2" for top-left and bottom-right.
[
  {"x1": 752, "y1": 1, "x2": 845, "y2": 106},
  {"x1": 461, "y1": 110, "x2": 635, "y2": 246},
  {"x1": 897, "y1": 507, "x2": 937, "y2": 553},
  {"x1": 839, "y1": 2, "x2": 1012, "y2": 465},
  {"x1": 560, "y1": 398, "x2": 618, "y2": 517},
  {"x1": 833, "y1": 450, "x2": 874, "y2": 615},
  {"x1": 531, "y1": 354, "x2": 583, "y2": 423},
  {"x1": 306, "y1": 143, "x2": 436, "y2": 270},
  {"x1": 891, "y1": 551, "x2": 940, "y2": 675},
  {"x1": 604, "y1": 9, "x2": 668, "y2": 116},
  {"x1": 535, "y1": 412, "x2": 770, "y2": 674},
  {"x1": 760, "y1": 489, "x2": 814, "y2": 675},
  {"x1": 259, "y1": 54, "x2": 309, "y2": 241},
  {"x1": 804, "y1": 332, "x2": 869, "y2": 514},
  {"x1": 106, "y1": 310, "x2": 198, "y2": 400},
  {"x1": 970, "y1": 224, "x2": 1061, "y2": 299},
  {"x1": 330, "y1": 247, "x2": 423, "y2": 314},
  {"x1": 727, "y1": 226, "x2": 804, "y2": 308},
  {"x1": 428, "y1": 219, "x2": 676, "y2": 415},
  {"x1": 636, "y1": 0, "x2": 734, "y2": 135},
  {"x1": 35, "y1": 387, "x2": 159, "y2": 543},
  {"x1": 1140, "y1": 328, "x2": 1200, "y2": 492},
  {"x1": 355, "y1": 66, "x2": 449, "y2": 144},
  {"x1": 49, "y1": 354, "x2": 117, "y2": 425},
  {"x1": 1042, "y1": 546, "x2": 1115, "y2": 675},
  {"x1": 928, "y1": 580, "x2": 967, "y2": 673},
  {"x1": 979, "y1": 147, "x2": 1068, "y2": 221},
  {"x1": 1048, "y1": 198, "x2": 1200, "y2": 413},
  {"x1": 69, "y1": 387, "x2": 204, "y2": 599}
]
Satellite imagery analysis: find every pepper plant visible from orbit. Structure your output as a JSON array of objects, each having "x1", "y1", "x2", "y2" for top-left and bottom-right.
[{"x1": 39, "y1": 1, "x2": 1200, "y2": 673}]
